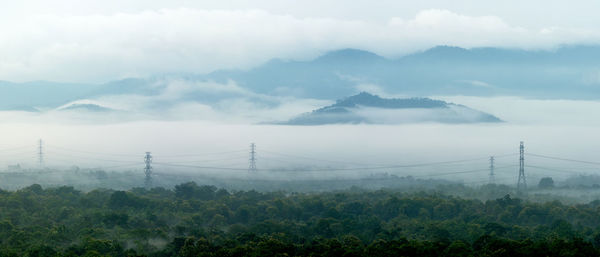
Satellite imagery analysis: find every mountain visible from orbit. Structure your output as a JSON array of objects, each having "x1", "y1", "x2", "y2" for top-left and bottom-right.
[
  {"x1": 314, "y1": 48, "x2": 387, "y2": 64},
  {"x1": 58, "y1": 103, "x2": 115, "y2": 112},
  {"x1": 202, "y1": 45, "x2": 600, "y2": 99},
  {"x1": 87, "y1": 78, "x2": 162, "y2": 96},
  {"x1": 281, "y1": 92, "x2": 502, "y2": 125},
  {"x1": 0, "y1": 81, "x2": 99, "y2": 110},
  {"x1": 204, "y1": 48, "x2": 388, "y2": 98},
  {"x1": 2, "y1": 45, "x2": 600, "y2": 112}
]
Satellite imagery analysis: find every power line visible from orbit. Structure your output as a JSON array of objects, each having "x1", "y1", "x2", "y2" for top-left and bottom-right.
[
  {"x1": 527, "y1": 153, "x2": 600, "y2": 166},
  {"x1": 465, "y1": 177, "x2": 515, "y2": 186},
  {"x1": 0, "y1": 170, "x2": 144, "y2": 180},
  {"x1": 258, "y1": 157, "x2": 501, "y2": 173},
  {"x1": 156, "y1": 150, "x2": 247, "y2": 158},
  {"x1": 261, "y1": 149, "x2": 373, "y2": 166},
  {"x1": 153, "y1": 162, "x2": 249, "y2": 171},
  {"x1": 259, "y1": 156, "x2": 313, "y2": 166},
  {"x1": 492, "y1": 153, "x2": 520, "y2": 158},
  {"x1": 412, "y1": 165, "x2": 516, "y2": 178},
  {"x1": 91, "y1": 163, "x2": 142, "y2": 169},
  {"x1": 156, "y1": 155, "x2": 248, "y2": 164},
  {"x1": 526, "y1": 165, "x2": 581, "y2": 174},
  {"x1": 45, "y1": 144, "x2": 140, "y2": 157},
  {"x1": 0, "y1": 150, "x2": 39, "y2": 157},
  {"x1": 149, "y1": 165, "x2": 518, "y2": 182},
  {"x1": 282, "y1": 157, "x2": 494, "y2": 172},
  {"x1": 152, "y1": 161, "x2": 519, "y2": 176},
  {"x1": 41, "y1": 155, "x2": 140, "y2": 167},
  {"x1": 45, "y1": 151, "x2": 139, "y2": 163},
  {"x1": 0, "y1": 145, "x2": 36, "y2": 153},
  {"x1": 0, "y1": 142, "x2": 520, "y2": 173},
  {"x1": 262, "y1": 149, "x2": 517, "y2": 167}
]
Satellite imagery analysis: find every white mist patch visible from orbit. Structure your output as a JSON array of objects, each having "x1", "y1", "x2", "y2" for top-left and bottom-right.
[
  {"x1": 437, "y1": 96, "x2": 600, "y2": 126},
  {"x1": 23, "y1": 79, "x2": 331, "y2": 124},
  {"x1": 353, "y1": 105, "x2": 498, "y2": 124}
]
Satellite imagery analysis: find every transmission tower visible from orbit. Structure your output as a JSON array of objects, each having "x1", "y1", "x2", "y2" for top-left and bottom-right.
[
  {"x1": 517, "y1": 141, "x2": 527, "y2": 192},
  {"x1": 248, "y1": 143, "x2": 257, "y2": 173},
  {"x1": 38, "y1": 139, "x2": 44, "y2": 168},
  {"x1": 489, "y1": 156, "x2": 495, "y2": 184},
  {"x1": 144, "y1": 152, "x2": 153, "y2": 188}
]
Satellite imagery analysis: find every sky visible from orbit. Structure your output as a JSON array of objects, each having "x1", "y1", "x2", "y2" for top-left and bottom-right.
[{"x1": 2, "y1": 0, "x2": 600, "y2": 82}]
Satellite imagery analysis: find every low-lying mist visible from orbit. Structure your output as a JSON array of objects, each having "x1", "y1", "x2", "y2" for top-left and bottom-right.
[{"x1": 0, "y1": 87, "x2": 599, "y2": 191}]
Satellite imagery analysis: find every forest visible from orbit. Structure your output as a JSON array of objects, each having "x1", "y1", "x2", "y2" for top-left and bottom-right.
[{"x1": 1, "y1": 182, "x2": 600, "y2": 256}]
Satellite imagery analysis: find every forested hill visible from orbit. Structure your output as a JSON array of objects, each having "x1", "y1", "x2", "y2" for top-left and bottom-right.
[
  {"x1": 282, "y1": 92, "x2": 502, "y2": 125},
  {"x1": 1, "y1": 183, "x2": 600, "y2": 256},
  {"x1": 328, "y1": 92, "x2": 448, "y2": 109}
]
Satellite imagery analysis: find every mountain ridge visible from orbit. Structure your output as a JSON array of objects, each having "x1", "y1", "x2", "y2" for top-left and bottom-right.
[
  {"x1": 201, "y1": 44, "x2": 600, "y2": 99},
  {"x1": 1, "y1": 44, "x2": 600, "y2": 110}
]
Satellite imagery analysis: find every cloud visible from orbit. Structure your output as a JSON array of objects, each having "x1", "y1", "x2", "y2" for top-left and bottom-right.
[
  {"x1": 21, "y1": 79, "x2": 332, "y2": 124},
  {"x1": 387, "y1": 9, "x2": 527, "y2": 47},
  {"x1": 437, "y1": 95, "x2": 600, "y2": 126},
  {"x1": 456, "y1": 80, "x2": 495, "y2": 88},
  {"x1": 582, "y1": 70, "x2": 600, "y2": 85},
  {"x1": 1, "y1": 8, "x2": 600, "y2": 82},
  {"x1": 354, "y1": 84, "x2": 389, "y2": 97}
]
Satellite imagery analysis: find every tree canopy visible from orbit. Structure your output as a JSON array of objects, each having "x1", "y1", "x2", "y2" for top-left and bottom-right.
[{"x1": 1, "y1": 182, "x2": 600, "y2": 256}]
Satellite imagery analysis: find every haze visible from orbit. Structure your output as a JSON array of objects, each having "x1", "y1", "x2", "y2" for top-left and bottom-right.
[{"x1": 0, "y1": 1, "x2": 599, "y2": 191}]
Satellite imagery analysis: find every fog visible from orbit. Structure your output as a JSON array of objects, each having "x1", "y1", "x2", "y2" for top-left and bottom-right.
[{"x1": 0, "y1": 94, "x2": 599, "y2": 190}]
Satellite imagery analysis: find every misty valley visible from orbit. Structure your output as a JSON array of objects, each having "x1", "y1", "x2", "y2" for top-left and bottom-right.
[
  {"x1": 2, "y1": 72, "x2": 600, "y2": 256},
  {"x1": 3, "y1": 3, "x2": 600, "y2": 255},
  {"x1": 2, "y1": 117, "x2": 600, "y2": 256}
]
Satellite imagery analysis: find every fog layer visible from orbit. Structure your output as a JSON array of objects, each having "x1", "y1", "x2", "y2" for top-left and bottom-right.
[{"x1": 0, "y1": 95, "x2": 599, "y2": 186}]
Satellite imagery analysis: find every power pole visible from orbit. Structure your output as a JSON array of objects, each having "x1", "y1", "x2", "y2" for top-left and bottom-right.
[
  {"x1": 517, "y1": 141, "x2": 527, "y2": 193},
  {"x1": 489, "y1": 156, "x2": 495, "y2": 184},
  {"x1": 144, "y1": 152, "x2": 153, "y2": 188},
  {"x1": 248, "y1": 143, "x2": 257, "y2": 173},
  {"x1": 38, "y1": 139, "x2": 44, "y2": 168}
]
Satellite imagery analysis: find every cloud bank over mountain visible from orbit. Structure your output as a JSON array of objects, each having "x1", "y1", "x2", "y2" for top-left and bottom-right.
[{"x1": 2, "y1": 8, "x2": 600, "y2": 82}]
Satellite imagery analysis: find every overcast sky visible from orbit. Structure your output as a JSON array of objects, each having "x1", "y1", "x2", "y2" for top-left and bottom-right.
[{"x1": 2, "y1": 0, "x2": 600, "y2": 83}]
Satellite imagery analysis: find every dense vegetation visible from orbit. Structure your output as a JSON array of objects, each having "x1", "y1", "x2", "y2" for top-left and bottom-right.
[{"x1": 2, "y1": 183, "x2": 600, "y2": 256}]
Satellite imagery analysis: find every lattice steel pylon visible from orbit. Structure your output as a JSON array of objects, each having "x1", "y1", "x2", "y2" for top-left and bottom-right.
[
  {"x1": 248, "y1": 143, "x2": 257, "y2": 173},
  {"x1": 489, "y1": 156, "x2": 495, "y2": 184},
  {"x1": 517, "y1": 141, "x2": 527, "y2": 192},
  {"x1": 144, "y1": 152, "x2": 153, "y2": 188},
  {"x1": 38, "y1": 139, "x2": 44, "y2": 168}
]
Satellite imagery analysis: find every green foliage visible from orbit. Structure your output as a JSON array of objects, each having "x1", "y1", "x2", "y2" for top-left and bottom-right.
[
  {"x1": 1, "y1": 184, "x2": 600, "y2": 256},
  {"x1": 538, "y1": 177, "x2": 555, "y2": 189}
]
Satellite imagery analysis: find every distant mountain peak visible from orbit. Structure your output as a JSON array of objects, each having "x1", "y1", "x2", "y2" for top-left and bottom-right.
[
  {"x1": 418, "y1": 45, "x2": 470, "y2": 57},
  {"x1": 316, "y1": 48, "x2": 385, "y2": 62}
]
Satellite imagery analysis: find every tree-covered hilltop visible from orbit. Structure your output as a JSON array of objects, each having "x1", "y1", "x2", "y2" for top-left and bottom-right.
[
  {"x1": 282, "y1": 92, "x2": 502, "y2": 125},
  {"x1": 329, "y1": 92, "x2": 449, "y2": 109},
  {"x1": 2, "y1": 183, "x2": 600, "y2": 256}
]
